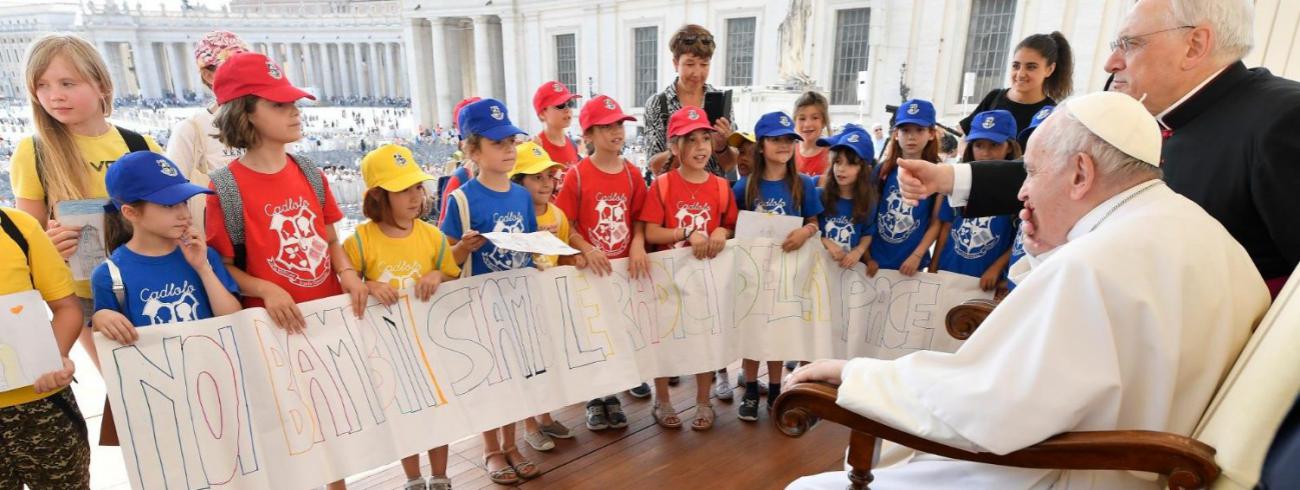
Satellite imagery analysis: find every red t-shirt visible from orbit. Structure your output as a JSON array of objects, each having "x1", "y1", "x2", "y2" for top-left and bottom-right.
[
  {"x1": 796, "y1": 147, "x2": 829, "y2": 177},
  {"x1": 639, "y1": 170, "x2": 738, "y2": 250},
  {"x1": 555, "y1": 158, "x2": 647, "y2": 259},
  {"x1": 206, "y1": 156, "x2": 344, "y2": 307},
  {"x1": 537, "y1": 134, "x2": 580, "y2": 166}
]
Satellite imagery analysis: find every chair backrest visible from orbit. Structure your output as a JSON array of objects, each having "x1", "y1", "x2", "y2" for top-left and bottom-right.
[{"x1": 1194, "y1": 267, "x2": 1300, "y2": 489}]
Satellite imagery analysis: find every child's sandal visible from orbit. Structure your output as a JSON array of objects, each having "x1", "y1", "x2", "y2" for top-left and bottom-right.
[
  {"x1": 652, "y1": 403, "x2": 683, "y2": 429},
  {"x1": 691, "y1": 403, "x2": 716, "y2": 431},
  {"x1": 483, "y1": 450, "x2": 520, "y2": 484},
  {"x1": 504, "y1": 446, "x2": 540, "y2": 479}
]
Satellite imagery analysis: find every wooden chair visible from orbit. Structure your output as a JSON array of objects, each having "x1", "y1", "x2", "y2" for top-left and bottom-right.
[{"x1": 774, "y1": 269, "x2": 1300, "y2": 490}]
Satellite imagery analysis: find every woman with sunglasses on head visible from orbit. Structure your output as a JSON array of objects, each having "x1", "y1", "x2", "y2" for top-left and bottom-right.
[{"x1": 642, "y1": 24, "x2": 737, "y2": 182}]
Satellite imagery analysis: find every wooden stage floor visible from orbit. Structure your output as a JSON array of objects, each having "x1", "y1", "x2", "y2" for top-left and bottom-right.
[{"x1": 350, "y1": 363, "x2": 849, "y2": 489}]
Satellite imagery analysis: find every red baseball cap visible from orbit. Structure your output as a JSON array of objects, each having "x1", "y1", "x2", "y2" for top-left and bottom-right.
[
  {"x1": 667, "y1": 105, "x2": 715, "y2": 138},
  {"x1": 213, "y1": 52, "x2": 314, "y2": 105},
  {"x1": 452, "y1": 96, "x2": 481, "y2": 130},
  {"x1": 532, "y1": 81, "x2": 580, "y2": 115},
  {"x1": 579, "y1": 95, "x2": 636, "y2": 131}
]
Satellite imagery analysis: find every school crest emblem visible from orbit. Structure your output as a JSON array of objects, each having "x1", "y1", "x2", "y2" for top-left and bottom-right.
[
  {"x1": 157, "y1": 159, "x2": 178, "y2": 177},
  {"x1": 265, "y1": 199, "x2": 330, "y2": 287},
  {"x1": 846, "y1": 133, "x2": 861, "y2": 143},
  {"x1": 267, "y1": 61, "x2": 282, "y2": 80},
  {"x1": 393, "y1": 153, "x2": 408, "y2": 166},
  {"x1": 688, "y1": 109, "x2": 700, "y2": 121},
  {"x1": 490, "y1": 105, "x2": 505, "y2": 121},
  {"x1": 824, "y1": 217, "x2": 855, "y2": 252},
  {"x1": 877, "y1": 187, "x2": 918, "y2": 244},
  {"x1": 953, "y1": 217, "x2": 1000, "y2": 259},
  {"x1": 673, "y1": 203, "x2": 712, "y2": 240},
  {"x1": 592, "y1": 193, "x2": 630, "y2": 255},
  {"x1": 907, "y1": 103, "x2": 920, "y2": 115},
  {"x1": 982, "y1": 116, "x2": 997, "y2": 129},
  {"x1": 532, "y1": 146, "x2": 544, "y2": 157},
  {"x1": 779, "y1": 116, "x2": 792, "y2": 127},
  {"x1": 483, "y1": 211, "x2": 527, "y2": 271},
  {"x1": 604, "y1": 98, "x2": 617, "y2": 110},
  {"x1": 553, "y1": 83, "x2": 564, "y2": 92}
]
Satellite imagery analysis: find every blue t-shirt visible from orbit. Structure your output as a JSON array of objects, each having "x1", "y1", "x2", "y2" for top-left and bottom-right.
[
  {"x1": 732, "y1": 174, "x2": 824, "y2": 218},
  {"x1": 91, "y1": 246, "x2": 239, "y2": 327},
  {"x1": 440, "y1": 179, "x2": 538, "y2": 276},
  {"x1": 819, "y1": 196, "x2": 877, "y2": 252},
  {"x1": 1005, "y1": 224, "x2": 1027, "y2": 291},
  {"x1": 936, "y1": 202, "x2": 1016, "y2": 278},
  {"x1": 870, "y1": 167, "x2": 936, "y2": 269}
]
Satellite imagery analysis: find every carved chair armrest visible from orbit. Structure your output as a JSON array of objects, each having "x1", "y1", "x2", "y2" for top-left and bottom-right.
[
  {"x1": 946, "y1": 298, "x2": 1000, "y2": 340},
  {"x1": 773, "y1": 382, "x2": 1218, "y2": 490}
]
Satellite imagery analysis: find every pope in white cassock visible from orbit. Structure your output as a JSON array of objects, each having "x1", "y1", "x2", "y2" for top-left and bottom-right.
[{"x1": 787, "y1": 92, "x2": 1271, "y2": 489}]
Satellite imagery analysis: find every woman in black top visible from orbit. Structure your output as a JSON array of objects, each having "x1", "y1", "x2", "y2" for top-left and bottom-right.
[{"x1": 960, "y1": 32, "x2": 1073, "y2": 135}]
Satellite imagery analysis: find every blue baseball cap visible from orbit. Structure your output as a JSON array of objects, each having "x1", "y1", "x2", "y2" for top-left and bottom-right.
[
  {"x1": 1018, "y1": 105, "x2": 1055, "y2": 142},
  {"x1": 965, "y1": 110, "x2": 1018, "y2": 144},
  {"x1": 754, "y1": 111, "x2": 802, "y2": 140},
  {"x1": 816, "y1": 123, "x2": 874, "y2": 162},
  {"x1": 457, "y1": 98, "x2": 526, "y2": 142},
  {"x1": 104, "y1": 151, "x2": 212, "y2": 212},
  {"x1": 894, "y1": 99, "x2": 936, "y2": 128}
]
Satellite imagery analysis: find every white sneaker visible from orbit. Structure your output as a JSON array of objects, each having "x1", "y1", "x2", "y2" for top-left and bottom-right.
[
  {"x1": 403, "y1": 478, "x2": 428, "y2": 490},
  {"x1": 525, "y1": 430, "x2": 556, "y2": 451},
  {"x1": 713, "y1": 371, "x2": 734, "y2": 400},
  {"x1": 427, "y1": 476, "x2": 452, "y2": 490}
]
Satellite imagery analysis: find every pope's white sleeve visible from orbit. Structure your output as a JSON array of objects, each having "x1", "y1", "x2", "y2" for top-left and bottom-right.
[
  {"x1": 947, "y1": 163, "x2": 972, "y2": 207},
  {"x1": 837, "y1": 357, "x2": 984, "y2": 453}
]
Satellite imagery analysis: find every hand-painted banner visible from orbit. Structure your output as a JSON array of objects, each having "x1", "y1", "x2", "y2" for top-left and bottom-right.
[{"x1": 95, "y1": 238, "x2": 990, "y2": 489}]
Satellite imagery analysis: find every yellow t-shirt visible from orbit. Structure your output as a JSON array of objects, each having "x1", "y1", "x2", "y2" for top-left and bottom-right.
[
  {"x1": 344, "y1": 220, "x2": 461, "y2": 289},
  {"x1": 536, "y1": 203, "x2": 571, "y2": 270},
  {"x1": 8, "y1": 128, "x2": 163, "y2": 298},
  {"x1": 0, "y1": 207, "x2": 77, "y2": 408}
]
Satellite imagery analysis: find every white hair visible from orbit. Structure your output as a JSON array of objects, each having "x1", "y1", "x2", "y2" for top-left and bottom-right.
[
  {"x1": 1165, "y1": 0, "x2": 1254, "y2": 61},
  {"x1": 1039, "y1": 105, "x2": 1162, "y2": 185}
]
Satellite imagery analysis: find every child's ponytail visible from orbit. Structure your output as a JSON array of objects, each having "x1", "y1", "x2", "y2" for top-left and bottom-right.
[
  {"x1": 1017, "y1": 32, "x2": 1074, "y2": 101},
  {"x1": 103, "y1": 207, "x2": 135, "y2": 254}
]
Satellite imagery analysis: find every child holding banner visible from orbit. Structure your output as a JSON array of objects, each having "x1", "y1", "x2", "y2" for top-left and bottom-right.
[
  {"x1": 0, "y1": 206, "x2": 87, "y2": 488},
  {"x1": 204, "y1": 51, "x2": 368, "y2": 490},
  {"x1": 555, "y1": 94, "x2": 650, "y2": 429},
  {"x1": 817, "y1": 124, "x2": 880, "y2": 273},
  {"x1": 930, "y1": 110, "x2": 1020, "y2": 292},
  {"x1": 508, "y1": 140, "x2": 582, "y2": 452},
  {"x1": 639, "y1": 106, "x2": 737, "y2": 431},
  {"x1": 90, "y1": 151, "x2": 241, "y2": 343},
  {"x1": 731, "y1": 110, "x2": 824, "y2": 422},
  {"x1": 346, "y1": 144, "x2": 461, "y2": 490},
  {"x1": 870, "y1": 99, "x2": 942, "y2": 276},
  {"x1": 438, "y1": 98, "x2": 542, "y2": 484},
  {"x1": 9, "y1": 34, "x2": 164, "y2": 369}
]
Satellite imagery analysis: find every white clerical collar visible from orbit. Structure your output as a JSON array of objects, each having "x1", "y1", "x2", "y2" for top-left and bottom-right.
[
  {"x1": 1156, "y1": 64, "x2": 1229, "y2": 130},
  {"x1": 1066, "y1": 179, "x2": 1165, "y2": 242}
]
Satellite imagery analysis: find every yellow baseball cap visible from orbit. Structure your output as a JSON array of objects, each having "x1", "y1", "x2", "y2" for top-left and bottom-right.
[
  {"x1": 361, "y1": 144, "x2": 434, "y2": 191},
  {"x1": 510, "y1": 141, "x2": 563, "y2": 178},
  {"x1": 728, "y1": 131, "x2": 756, "y2": 148}
]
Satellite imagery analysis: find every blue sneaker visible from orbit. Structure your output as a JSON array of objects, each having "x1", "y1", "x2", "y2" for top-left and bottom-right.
[{"x1": 629, "y1": 382, "x2": 652, "y2": 398}]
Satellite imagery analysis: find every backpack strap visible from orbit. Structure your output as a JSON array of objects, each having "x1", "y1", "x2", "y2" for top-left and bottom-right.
[
  {"x1": 115, "y1": 126, "x2": 150, "y2": 153},
  {"x1": 290, "y1": 153, "x2": 328, "y2": 209},
  {"x1": 450, "y1": 188, "x2": 472, "y2": 278},
  {"x1": 208, "y1": 166, "x2": 247, "y2": 270},
  {"x1": 104, "y1": 258, "x2": 128, "y2": 316},
  {"x1": 354, "y1": 226, "x2": 367, "y2": 278},
  {"x1": 0, "y1": 209, "x2": 32, "y2": 288},
  {"x1": 433, "y1": 237, "x2": 448, "y2": 275},
  {"x1": 715, "y1": 177, "x2": 730, "y2": 217}
]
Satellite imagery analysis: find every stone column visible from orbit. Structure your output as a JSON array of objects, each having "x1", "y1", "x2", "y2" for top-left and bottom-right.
[
  {"x1": 352, "y1": 43, "x2": 368, "y2": 96},
  {"x1": 500, "y1": 15, "x2": 523, "y2": 119},
  {"x1": 429, "y1": 18, "x2": 453, "y2": 124},
  {"x1": 368, "y1": 42, "x2": 383, "y2": 98},
  {"x1": 162, "y1": 41, "x2": 183, "y2": 96},
  {"x1": 336, "y1": 44, "x2": 354, "y2": 97},
  {"x1": 318, "y1": 42, "x2": 335, "y2": 98},
  {"x1": 385, "y1": 42, "x2": 400, "y2": 98},
  {"x1": 472, "y1": 15, "x2": 494, "y2": 97},
  {"x1": 130, "y1": 40, "x2": 163, "y2": 98}
]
